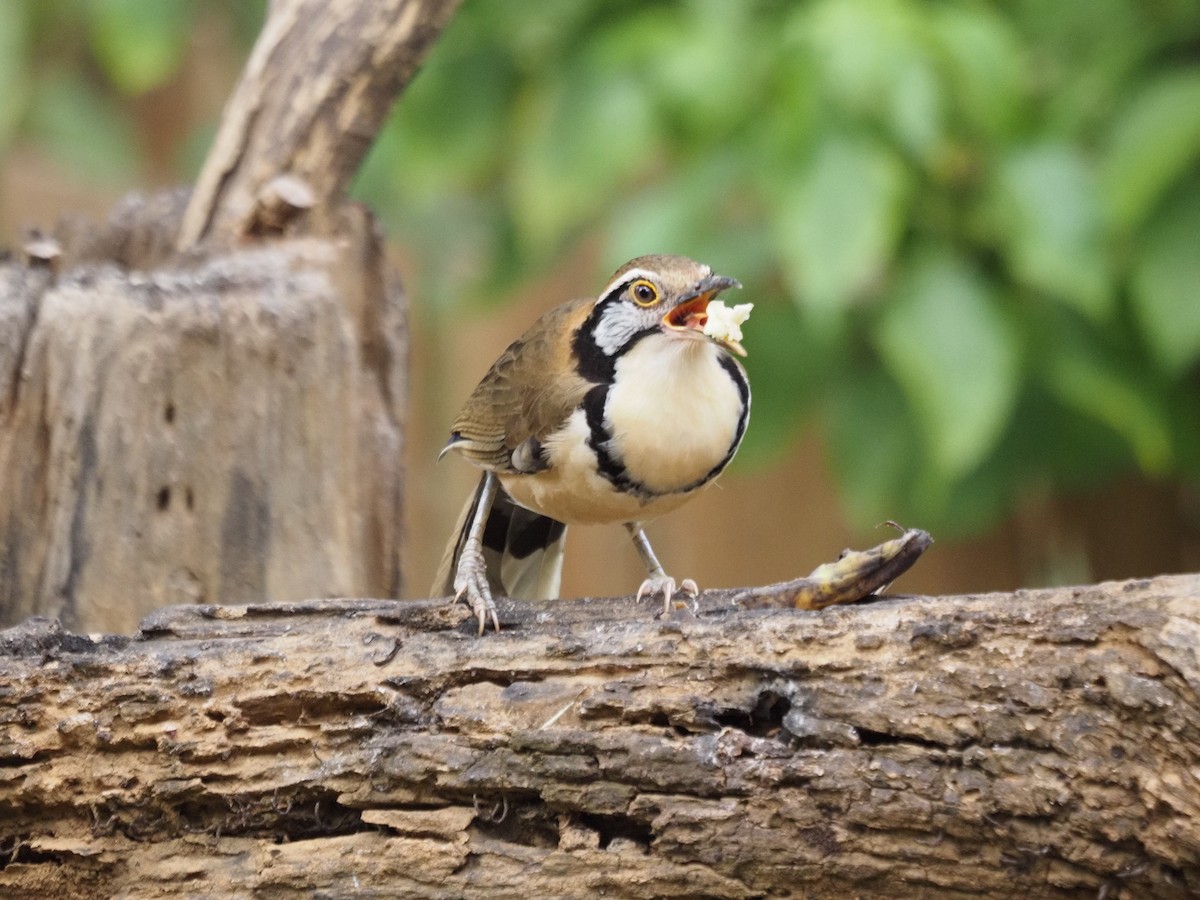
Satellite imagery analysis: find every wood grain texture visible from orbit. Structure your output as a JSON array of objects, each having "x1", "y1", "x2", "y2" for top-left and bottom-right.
[
  {"x1": 0, "y1": 575, "x2": 1196, "y2": 897},
  {"x1": 0, "y1": 195, "x2": 406, "y2": 633},
  {"x1": 178, "y1": 0, "x2": 463, "y2": 248}
]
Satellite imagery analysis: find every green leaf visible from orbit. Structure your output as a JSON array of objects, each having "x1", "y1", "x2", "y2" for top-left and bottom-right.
[
  {"x1": 1012, "y1": 0, "x2": 1156, "y2": 138},
  {"x1": 772, "y1": 134, "x2": 910, "y2": 319},
  {"x1": 929, "y1": 5, "x2": 1025, "y2": 139},
  {"x1": 1101, "y1": 67, "x2": 1200, "y2": 230},
  {"x1": 824, "y1": 356, "x2": 1019, "y2": 536},
  {"x1": 915, "y1": 445, "x2": 1014, "y2": 537},
  {"x1": 1166, "y1": 381, "x2": 1200, "y2": 478},
  {"x1": 87, "y1": 0, "x2": 192, "y2": 94},
  {"x1": 873, "y1": 246, "x2": 1021, "y2": 478},
  {"x1": 0, "y1": 2, "x2": 31, "y2": 149},
  {"x1": 892, "y1": 56, "x2": 942, "y2": 163},
  {"x1": 366, "y1": 34, "x2": 516, "y2": 209},
  {"x1": 508, "y1": 41, "x2": 659, "y2": 257},
  {"x1": 27, "y1": 74, "x2": 138, "y2": 184},
  {"x1": 604, "y1": 160, "x2": 730, "y2": 267},
  {"x1": 604, "y1": 154, "x2": 773, "y2": 283},
  {"x1": 989, "y1": 143, "x2": 1113, "y2": 319},
  {"x1": 824, "y1": 362, "x2": 922, "y2": 530},
  {"x1": 734, "y1": 299, "x2": 830, "y2": 467},
  {"x1": 1130, "y1": 178, "x2": 1200, "y2": 375},
  {"x1": 646, "y1": 1, "x2": 770, "y2": 141},
  {"x1": 801, "y1": 0, "x2": 944, "y2": 158},
  {"x1": 1041, "y1": 325, "x2": 1173, "y2": 475}
]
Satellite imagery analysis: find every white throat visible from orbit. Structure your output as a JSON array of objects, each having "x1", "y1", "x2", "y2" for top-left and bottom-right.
[{"x1": 603, "y1": 334, "x2": 745, "y2": 495}]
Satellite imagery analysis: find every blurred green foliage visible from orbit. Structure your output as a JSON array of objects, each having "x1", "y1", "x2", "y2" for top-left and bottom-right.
[
  {"x1": 0, "y1": 1, "x2": 264, "y2": 182},
  {"x1": 5, "y1": 0, "x2": 1200, "y2": 535}
]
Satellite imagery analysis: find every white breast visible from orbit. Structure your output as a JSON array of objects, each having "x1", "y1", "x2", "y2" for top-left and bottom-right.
[
  {"x1": 604, "y1": 335, "x2": 744, "y2": 494},
  {"x1": 502, "y1": 409, "x2": 657, "y2": 525},
  {"x1": 500, "y1": 333, "x2": 747, "y2": 527}
]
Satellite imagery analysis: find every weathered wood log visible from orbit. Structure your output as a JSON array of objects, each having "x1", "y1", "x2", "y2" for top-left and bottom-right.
[{"x1": 1, "y1": 575, "x2": 1196, "y2": 898}]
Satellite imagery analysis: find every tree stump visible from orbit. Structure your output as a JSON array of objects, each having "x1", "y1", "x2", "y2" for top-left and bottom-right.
[
  {"x1": 0, "y1": 197, "x2": 405, "y2": 633},
  {"x1": 0, "y1": 575, "x2": 1197, "y2": 897},
  {"x1": 0, "y1": 0, "x2": 462, "y2": 632}
]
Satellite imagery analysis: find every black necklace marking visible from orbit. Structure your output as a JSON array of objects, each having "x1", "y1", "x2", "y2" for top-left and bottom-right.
[
  {"x1": 581, "y1": 385, "x2": 648, "y2": 497},
  {"x1": 573, "y1": 285, "x2": 657, "y2": 384},
  {"x1": 580, "y1": 354, "x2": 750, "y2": 499},
  {"x1": 573, "y1": 316, "x2": 616, "y2": 384},
  {"x1": 677, "y1": 354, "x2": 750, "y2": 490},
  {"x1": 719, "y1": 355, "x2": 751, "y2": 450}
]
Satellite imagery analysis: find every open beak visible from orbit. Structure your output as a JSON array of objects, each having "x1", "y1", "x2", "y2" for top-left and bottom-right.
[{"x1": 662, "y1": 274, "x2": 744, "y2": 354}]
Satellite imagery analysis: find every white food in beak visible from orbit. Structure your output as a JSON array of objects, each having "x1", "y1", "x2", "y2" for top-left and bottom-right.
[{"x1": 702, "y1": 300, "x2": 754, "y2": 345}]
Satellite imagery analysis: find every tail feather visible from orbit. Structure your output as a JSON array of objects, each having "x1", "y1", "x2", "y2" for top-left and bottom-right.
[{"x1": 431, "y1": 475, "x2": 566, "y2": 601}]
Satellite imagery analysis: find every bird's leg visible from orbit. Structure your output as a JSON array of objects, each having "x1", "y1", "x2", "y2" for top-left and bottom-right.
[
  {"x1": 625, "y1": 522, "x2": 698, "y2": 616},
  {"x1": 453, "y1": 472, "x2": 501, "y2": 635}
]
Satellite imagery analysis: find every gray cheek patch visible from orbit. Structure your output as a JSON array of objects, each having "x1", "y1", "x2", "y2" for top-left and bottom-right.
[{"x1": 593, "y1": 304, "x2": 643, "y2": 356}]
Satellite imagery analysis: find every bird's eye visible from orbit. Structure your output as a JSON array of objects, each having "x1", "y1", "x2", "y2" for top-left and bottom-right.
[{"x1": 630, "y1": 279, "x2": 659, "y2": 307}]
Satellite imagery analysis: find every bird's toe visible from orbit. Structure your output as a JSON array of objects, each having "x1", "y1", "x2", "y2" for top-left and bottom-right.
[
  {"x1": 636, "y1": 575, "x2": 699, "y2": 617},
  {"x1": 453, "y1": 547, "x2": 500, "y2": 635}
]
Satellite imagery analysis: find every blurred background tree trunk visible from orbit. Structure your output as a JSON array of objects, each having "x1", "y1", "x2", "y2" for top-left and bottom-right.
[{"x1": 0, "y1": 0, "x2": 461, "y2": 632}]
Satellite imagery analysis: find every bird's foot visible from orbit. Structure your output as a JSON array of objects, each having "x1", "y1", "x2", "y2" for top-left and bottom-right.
[
  {"x1": 636, "y1": 575, "x2": 699, "y2": 617},
  {"x1": 452, "y1": 545, "x2": 500, "y2": 635}
]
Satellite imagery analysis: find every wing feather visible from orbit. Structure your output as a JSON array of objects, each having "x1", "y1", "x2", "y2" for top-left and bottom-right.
[{"x1": 444, "y1": 298, "x2": 594, "y2": 473}]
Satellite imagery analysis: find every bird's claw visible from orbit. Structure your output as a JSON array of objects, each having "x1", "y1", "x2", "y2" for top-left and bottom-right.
[
  {"x1": 452, "y1": 546, "x2": 500, "y2": 635},
  {"x1": 453, "y1": 580, "x2": 500, "y2": 636},
  {"x1": 637, "y1": 575, "x2": 699, "y2": 617}
]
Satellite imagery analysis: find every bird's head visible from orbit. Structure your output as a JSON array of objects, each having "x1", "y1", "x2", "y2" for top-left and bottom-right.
[{"x1": 580, "y1": 256, "x2": 745, "y2": 371}]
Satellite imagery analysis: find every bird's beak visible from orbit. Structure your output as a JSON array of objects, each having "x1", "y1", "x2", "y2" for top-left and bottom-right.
[{"x1": 662, "y1": 275, "x2": 744, "y2": 354}]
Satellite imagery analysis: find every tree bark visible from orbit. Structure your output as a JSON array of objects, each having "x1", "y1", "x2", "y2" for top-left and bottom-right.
[{"x1": 1, "y1": 575, "x2": 1196, "y2": 898}]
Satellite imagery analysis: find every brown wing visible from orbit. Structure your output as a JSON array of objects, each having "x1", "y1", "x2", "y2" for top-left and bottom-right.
[{"x1": 445, "y1": 298, "x2": 594, "y2": 473}]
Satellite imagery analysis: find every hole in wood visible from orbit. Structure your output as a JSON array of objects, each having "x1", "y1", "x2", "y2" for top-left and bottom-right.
[
  {"x1": 713, "y1": 690, "x2": 791, "y2": 737},
  {"x1": 0, "y1": 835, "x2": 63, "y2": 870},
  {"x1": 164, "y1": 402, "x2": 175, "y2": 424},
  {"x1": 473, "y1": 798, "x2": 558, "y2": 848},
  {"x1": 185, "y1": 487, "x2": 194, "y2": 511},
  {"x1": 576, "y1": 812, "x2": 653, "y2": 851},
  {"x1": 234, "y1": 690, "x2": 388, "y2": 725},
  {"x1": 157, "y1": 487, "x2": 171, "y2": 511},
  {"x1": 174, "y1": 788, "x2": 365, "y2": 841},
  {"x1": 857, "y1": 727, "x2": 945, "y2": 749}
]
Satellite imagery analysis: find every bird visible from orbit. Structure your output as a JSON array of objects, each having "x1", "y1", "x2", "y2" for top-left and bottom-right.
[{"x1": 431, "y1": 254, "x2": 751, "y2": 634}]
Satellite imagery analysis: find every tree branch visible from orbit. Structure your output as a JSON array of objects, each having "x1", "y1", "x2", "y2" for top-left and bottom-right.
[
  {"x1": 1, "y1": 575, "x2": 1197, "y2": 897},
  {"x1": 177, "y1": 0, "x2": 462, "y2": 249}
]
